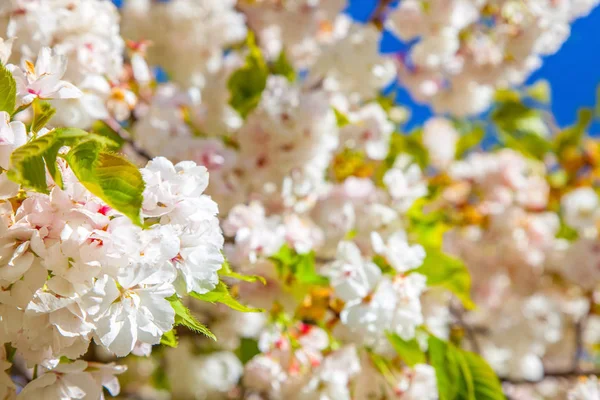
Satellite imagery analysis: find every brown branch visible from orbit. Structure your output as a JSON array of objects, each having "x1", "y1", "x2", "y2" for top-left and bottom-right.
[
  {"x1": 573, "y1": 320, "x2": 584, "y2": 373},
  {"x1": 450, "y1": 305, "x2": 481, "y2": 354},
  {"x1": 501, "y1": 369, "x2": 600, "y2": 384},
  {"x1": 371, "y1": 0, "x2": 396, "y2": 29},
  {"x1": 103, "y1": 118, "x2": 152, "y2": 161}
]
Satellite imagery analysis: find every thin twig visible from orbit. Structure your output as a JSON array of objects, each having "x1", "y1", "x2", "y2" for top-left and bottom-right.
[
  {"x1": 103, "y1": 118, "x2": 152, "y2": 161},
  {"x1": 501, "y1": 369, "x2": 600, "y2": 384},
  {"x1": 371, "y1": 0, "x2": 395, "y2": 29},
  {"x1": 573, "y1": 320, "x2": 584, "y2": 373},
  {"x1": 451, "y1": 305, "x2": 481, "y2": 354}
]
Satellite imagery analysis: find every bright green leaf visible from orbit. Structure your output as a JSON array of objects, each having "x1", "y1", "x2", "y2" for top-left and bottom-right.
[
  {"x1": 498, "y1": 130, "x2": 552, "y2": 160},
  {"x1": 407, "y1": 198, "x2": 449, "y2": 248},
  {"x1": 455, "y1": 125, "x2": 485, "y2": 158},
  {"x1": 386, "y1": 332, "x2": 426, "y2": 367},
  {"x1": 556, "y1": 220, "x2": 579, "y2": 241},
  {"x1": 428, "y1": 336, "x2": 505, "y2": 400},
  {"x1": 66, "y1": 139, "x2": 145, "y2": 226},
  {"x1": 167, "y1": 295, "x2": 216, "y2": 340},
  {"x1": 219, "y1": 258, "x2": 266, "y2": 285},
  {"x1": 8, "y1": 127, "x2": 89, "y2": 192},
  {"x1": 228, "y1": 32, "x2": 268, "y2": 118},
  {"x1": 411, "y1": 246, "x2": 474, "y2": 310},
  {"x1": 0, "y1": 63, "x2": 16, "y2": 114},
  {"x1": 493, "y1": 88, "x2": 520, "y2": 103},
  {"x1": 271, "y1": 50, "x2": 295, "y2": 82},
  {"x1": 333, "y1": 108, "x2": 351, "y2": 127},
  {"x1": 191, "y1": 281, "x2": 263, "y2": 313},
  {"x1": 31, "y1": 99, "x2": 56, "y2": 134},
  {"x1": 461, "y1": 350, "x2": 505, "y2": 400},
  {"x1": 492, "y1": 100, "x2": 548, "y2": 138},
  {"x1": 160, "y1": 330, "x2": 178, "y2": 347},
  {"x1": 388, "y1": 131, "x2": 429, "y2": 170},
  {"x1": 554, "y1": 108, "x2": 593, "y2": 155},
  {"x1": 90, "y1": 120, "x2": 125, "y2": 149},
  {"x1": 269, "y1": 244, "x2": 329, "y2": 286},
  {"x1": 526, "y1": 80, "x2": 551, "y2": 104}
]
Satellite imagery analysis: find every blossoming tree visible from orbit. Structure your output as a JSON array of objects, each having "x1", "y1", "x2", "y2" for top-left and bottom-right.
[{"x1": 0, "y1": 0, "x2": 599, "y2": 399}]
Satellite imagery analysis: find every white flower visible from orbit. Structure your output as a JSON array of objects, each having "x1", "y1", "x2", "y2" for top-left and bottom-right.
[
  {"x1": 323, "y1": 241, "x2": 382, "y2": 303},
  {"x1": 10, "y1": 47, "x2": 82, "y2": 105},
  {"x1": 0, "y1": 111, "x2": 26, "y2": 170},
  {"x1": 121, "y1": 0, "x2": 247, "y2": 86},
  {"x1": 298, "y1": 346, "x2": 361, "y2": 400},
  {"x1": 308, "y1": 16, "x2": 396, "y2": 98},
  {"x1": 340, "y1": 103, "x2": 394, "y2": 160},
  {"x1": 223, "y1": 201, "x2": 285, "y2": 264},
  {"x1": 243, "y1": 355, "x2": 287, "y2": 394},
  {"x1": 0, "y1": 37, "x2": 14, "y2": 65},
  {"x1": 18, "y1": 361, "x2": 107, "y2": 400},
  {"x1": 141, "y1": 157, "x2": 213, "y2": 222},
  {"x1": 197, "y1": 351, "x2": 243, "y2": 393},
  {"x1": 394, "y1": 364, "x2": 438, "y2": 400},
  {"x1": 371, "y1": 232, "x2": 426, "y2": 272},
  {"x1": 341, "y1": 274, "x2": 427, "y2": 345},
  {"x1": 561, "y1": 187, "x2": 600, "y2": 234},
  {"x1": 87, "y1": 264, "x2": 176, "y2": 357},
  {"x1": 568, "y1": 376, "x2": 600, "y2": 400},
  {"x1": 383, "y1": 155, "x2": 428, "y2": 211},
  {"x1": 422, "y1": 117, "x2": 459, "y2": 170}
]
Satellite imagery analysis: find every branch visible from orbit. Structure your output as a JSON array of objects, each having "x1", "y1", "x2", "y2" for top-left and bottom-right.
[
  {"x1": 103, "y1": 118, "x2": 152, "y2": 161},
  {"x1": 450, "y1": 305, "x2": 481, "y2": 354},
  {"x1": 501, "y1": 369, "x2": 600, "y2": 384},
  {"x1": 371, "y1": 0, "x2": 395, "y2": 29},
  {"x1": 573, "y1": 319, "x2": 583, "y2": 373}
]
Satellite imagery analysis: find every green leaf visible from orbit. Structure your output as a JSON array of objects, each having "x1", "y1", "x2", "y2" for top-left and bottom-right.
[
  {"x1": 271, "y1": 50, "x2": 295, "y2": 82},
  {"x1": 411, "y1": 246, "x2": 474, "y2": 310},
  {"x1": 31, "y1": 99, "x2": 56, "y2": 133},
  {"x1": 407, "y1": 198, "x2": 449, "y2": 248},
  {"x1": 389, "y1": 131, "x2": 429, "y2": 170},
  {"x1": 191, "y1": 281, "x2": 263, "y2": 313},
  {"x1": 66, "y1": 139, "x2": 145, "y2": 226},
  {"x1": 492, "y1": 100, "x2": 548, "y2": 138},
  {"x1": 8, "y1": 127, "x2": 89, "y2": 192},
  {"x1": 236, "y1": 337, "x2": 260, "y2": 364},
  {"x1": 167, "y1": 295, "x2": 216, "y2": 340},
  {"x1": 90, "y1": 120, "x2": 125, "y2": 150},
  {"x1": 556, "y1": 220, "x2": 579, "y2": 241},
  {"x1": 493, "y1": 88, "x2": 521, "y2": 103},
  {"x1": 498, "y1": 130, "x2": 552, "y2": 160},
  {"x1": 455, "y1": 125, "x2": 485, "y2": 158},
  {"x1": 554, "y1": 108, "x2": 593, "y2": 155},
  {"x1": 428, "y1": 336, "x2": 505, "y2": 400},
  {"x1": 386, "y1": 332, "x2": 426, "y2": 367},
  {"x1": 0, "y1": 63, "x2": 16, "y2": 114},
  {"x1": 228, "y1": 32, "x2": 268, "y2": 118},
  {"x1": 269, "y1": 245, "x2": 329, "y2": 286},
  {"x1": 333, "y1": 107, "x2": 351, "y2": 127},
  {"x1": 219, "y1": 258, "x2": 266, "y2": 285},
  {"x1": 526, "y1": 80, "x2": 551, "y2": 104},
  {"x1": 160, "y1": 330, "x2": 178, "y2": 347},
  {"x1": 461, "y1": 351, "x2": 505, "y2": 400}
]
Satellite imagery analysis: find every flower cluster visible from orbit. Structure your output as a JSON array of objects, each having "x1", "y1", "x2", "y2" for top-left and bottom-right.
[
  {"x1": 0, "y1": 20, "x2": 229, "y2": 399},
  {"x1": 385, "y1": 0, "x2": 600, "y2": 115},
  {"x1": 0, "y1": 0, "x2": 598, "y2": 399}
]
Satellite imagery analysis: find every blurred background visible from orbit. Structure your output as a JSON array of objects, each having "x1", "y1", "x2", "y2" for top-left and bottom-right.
[{"x1": 111, "y1": 0, "x2": 600, "y2": 131}]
